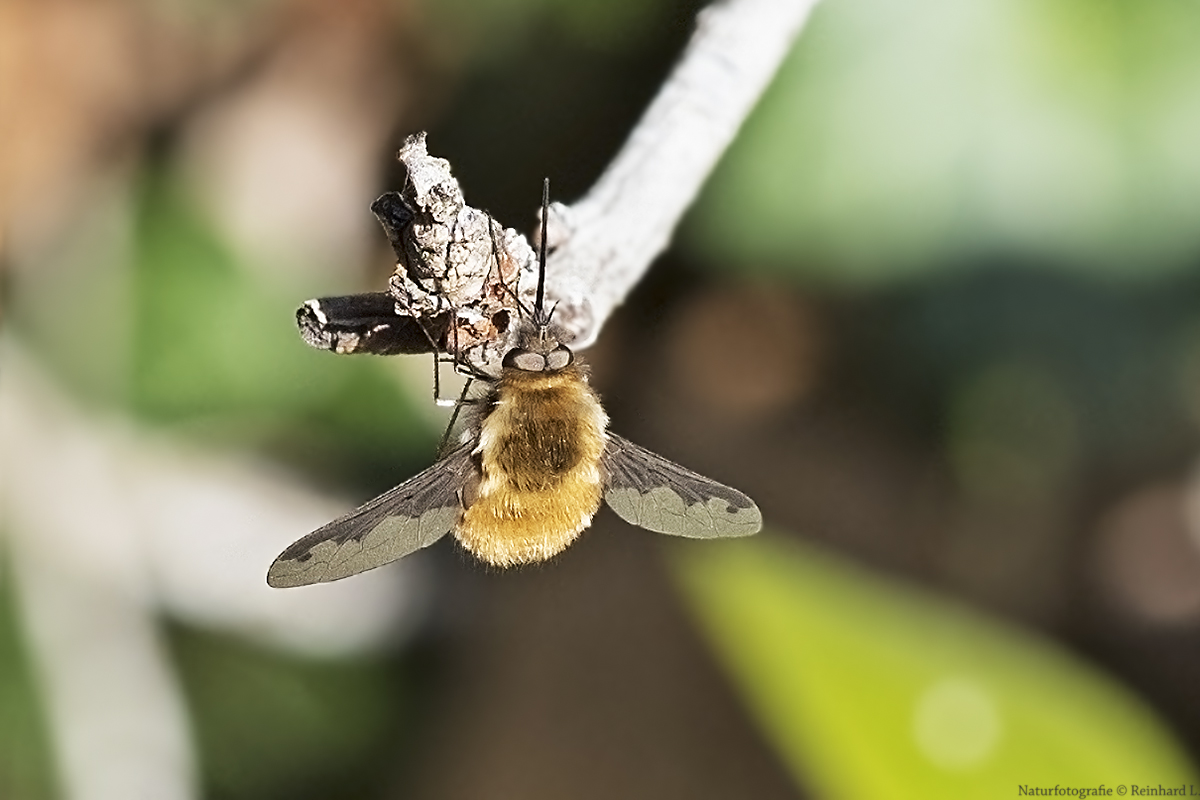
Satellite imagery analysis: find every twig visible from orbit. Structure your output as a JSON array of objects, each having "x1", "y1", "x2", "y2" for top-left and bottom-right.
[
  {"x1": 379, "y1": 0, "x2": 818, "y2": 365},
  {"x1": 549, "y1": 0, "x2": 820, "y2": 348}
]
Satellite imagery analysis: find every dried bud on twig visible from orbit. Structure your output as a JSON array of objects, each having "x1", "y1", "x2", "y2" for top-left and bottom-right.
[
  {"x1": 380, "y1": 133, "x2": 537, "y2": 373},
  {"x1": 304, "y1": 0, "x2": 819, "y2": 372}
]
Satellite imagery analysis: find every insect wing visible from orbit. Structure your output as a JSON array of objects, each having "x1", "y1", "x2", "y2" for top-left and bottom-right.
[
  {"x1": 267, "y1": 444, "x2": 474, "y2": 587},
  {"x1": 601, "y1": 434, "x2": 762, "y2": 539}
]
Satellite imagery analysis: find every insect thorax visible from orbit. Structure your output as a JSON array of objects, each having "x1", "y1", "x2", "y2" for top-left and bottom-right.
[{"x1": 481, "y1": 365, "x2": 608, "y2": 492}]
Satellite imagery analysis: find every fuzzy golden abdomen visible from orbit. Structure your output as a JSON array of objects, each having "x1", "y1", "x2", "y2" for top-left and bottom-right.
[{"x1": 455, "y1": 368, "x2": 608, "y2": 566}]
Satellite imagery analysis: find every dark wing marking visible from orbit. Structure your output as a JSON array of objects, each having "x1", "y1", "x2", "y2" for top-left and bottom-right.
[
  {"x1": 601, "y1": 434, "x2": 762, "y2": 539},
  {"x1": 267, "y1": 444, "x2": 475, "y2": 587}
]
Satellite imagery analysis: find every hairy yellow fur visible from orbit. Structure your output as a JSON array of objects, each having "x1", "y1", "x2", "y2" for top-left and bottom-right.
[{"x1": 455, "y1": 365, "x2": 608, "y2": 566}]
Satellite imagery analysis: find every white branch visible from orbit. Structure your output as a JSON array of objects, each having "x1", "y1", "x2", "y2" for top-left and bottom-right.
[
  {"x1": 551, "y1": 0, "x2": 820, "y2": 348},
  {"x1": 388, "y1": 0, "x2": 818, "y2": 358}
]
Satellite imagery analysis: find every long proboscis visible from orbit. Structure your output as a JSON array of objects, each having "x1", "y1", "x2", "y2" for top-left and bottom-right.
[{"x1": 536, "y1": 177, "x2": 549, "y2": 325}]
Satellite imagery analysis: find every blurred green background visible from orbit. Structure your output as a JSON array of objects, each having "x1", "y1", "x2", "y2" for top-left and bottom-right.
[{"x1": 4, "y1": 0, "x2": 1200, "y2": 798}]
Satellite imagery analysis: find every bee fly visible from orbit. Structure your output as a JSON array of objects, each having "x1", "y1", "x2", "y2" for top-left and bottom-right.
[{"x1": 268, "y1": 180, "x2": 761, "y2": 587}]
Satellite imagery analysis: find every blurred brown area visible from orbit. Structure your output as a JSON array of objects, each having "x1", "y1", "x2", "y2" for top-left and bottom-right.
[
  {"x1": 408, "y1": 524, "x2": 802, "y2": 800},
  {"x1": 3, "y1": 0, "x2": 238, "y2": 256},
  {"x1": 0, "y1": 0, "x2": 413, "y2": 266}
]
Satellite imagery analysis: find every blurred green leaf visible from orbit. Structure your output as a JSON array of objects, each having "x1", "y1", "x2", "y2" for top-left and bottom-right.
[
  {"x1": 128, "y1": 165, "x2": 438, "y2": 473},
  {"x1": 131, "y1": 167, "x2": 345, "y2": 421},
  {"x1": 0, "y1": 562, "x2": 57, "y2": 800},
  {"x1": 171, "y1": 626, "x2": 401, "y2": 800},
  {"x1": 689, "y1": 0, "x2": 1200, "y2": 284},
  {"x1": 673, "y1": 536, "x2": 1197, "y2": 798}
]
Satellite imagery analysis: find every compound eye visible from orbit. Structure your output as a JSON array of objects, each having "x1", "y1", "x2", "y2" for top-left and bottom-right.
[
  {"x1": 502, "y1": 349, "x2": 546, "y2": 372},
  {"x1": 545, "y1": 346, "x2": 573, "y2": 370}
]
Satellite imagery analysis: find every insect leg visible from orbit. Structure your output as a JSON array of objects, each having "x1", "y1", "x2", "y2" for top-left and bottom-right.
[
  {"x1": 438, "y1": 376, "x2": 475, "y2": 455},
  {"x1": 486, "y1": 214, "x2": 532, "y2": 319}
]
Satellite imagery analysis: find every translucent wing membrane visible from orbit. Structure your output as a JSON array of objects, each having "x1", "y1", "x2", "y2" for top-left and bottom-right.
[
  {"x1": 267, "y1": 444, "x2": 475, "y2": 587},
  {"x1": 601, "y1": 434, "x2": 762, "y2": 539}
]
